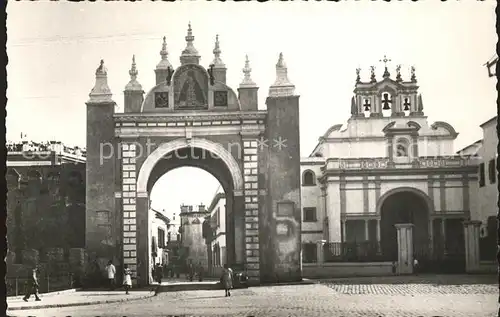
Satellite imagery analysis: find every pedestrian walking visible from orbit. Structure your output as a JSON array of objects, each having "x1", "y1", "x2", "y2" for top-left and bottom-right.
[
  {"x1": 105, "y1": 260, "x2": 116, "y2": 290},
  {"x1": 391, "y1": 261, "x2": 397, "y2": 275},
  {"x1": 155, "y1": 263, "x2": 163, "y2": 284},
  {"x1": 197, "y1": 261, "x2": 204, "y2": 282},
  {"x1": 23, "y1": 268, "x2": 41, "y2": 302},
  {"x1": 221, "y1": 264, "x2": 233, "y2": 297},
  {"x1": 187, "y1": 260, "x2": 194, "y2": 282},
  {"x1": 123, "y1": 264, "x2": 132, "y2": 295}
]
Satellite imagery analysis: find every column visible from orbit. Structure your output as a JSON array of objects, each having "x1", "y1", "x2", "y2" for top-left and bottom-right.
[
  {"x1": 428, "y1": 218, "x2": 434, "y2": 255},
  {"x1": 441, "y1": 218, "x2": 446, "y2": 254},
  {"x1": 121, "y1": 143, "x2": 139, "y2": 282},
  {"x1": 136, "y1": 195, "x2": 151, "y2": 286},
  {"x1": 463, "y1": 220, "x2": 481, "y2": 273},
  {"x1": 395, "y1": 223, "x2": 414, "y2": 275},
  {"x1": 241, "y1": 136, "x2": 260, "y2": 281},
  {"x1": 316, "y1": 240, "x2": 326, "y2": 266},
  {"x1": 376, "y1": 219, "x2": 381, "y2": 253},
  {"x1": 326, "y1": 180, "x2": 342, "y2": 242},
  {"x1": 364, "y1": 219, "x2": 369, "y2": 241},
  {"x1": 342, "y1": 220, "x2": 347, "y2": 243}
]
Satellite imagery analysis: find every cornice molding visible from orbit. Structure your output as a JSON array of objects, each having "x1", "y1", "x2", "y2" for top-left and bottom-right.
[{"x1": 114, "y1": 110, "x2": 268, "y2": 123}]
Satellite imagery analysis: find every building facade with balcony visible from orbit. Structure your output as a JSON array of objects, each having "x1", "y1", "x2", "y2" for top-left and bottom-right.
[{"x1": 300, "y1": 62, "x2": 477, "y2": 271}]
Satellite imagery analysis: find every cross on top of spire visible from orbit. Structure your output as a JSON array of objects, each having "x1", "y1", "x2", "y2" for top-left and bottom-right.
[{"x1": 380, "y1": 55, "x2": 391, "y2": 78}]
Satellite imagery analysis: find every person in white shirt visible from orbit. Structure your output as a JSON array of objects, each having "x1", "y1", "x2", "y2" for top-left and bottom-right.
[
  {"x1": 413, "y1": 258, "x2": 419, "y2": 275},
  {"x1": 105, "y1": 260, "x2": 116, "y2": 290}
]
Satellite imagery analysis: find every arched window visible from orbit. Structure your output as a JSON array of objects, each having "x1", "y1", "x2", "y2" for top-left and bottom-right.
[
  {"x1": 395, "y1": 139, "x2": 409, "y2": 157},
  {"x1": 302, "y1": 170, "x2": 316, "y2": 186}
]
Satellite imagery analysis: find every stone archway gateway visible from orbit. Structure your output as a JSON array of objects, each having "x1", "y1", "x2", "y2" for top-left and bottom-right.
[{"x1": 85, "y1": 25, "x2": 302, "y2": 285}]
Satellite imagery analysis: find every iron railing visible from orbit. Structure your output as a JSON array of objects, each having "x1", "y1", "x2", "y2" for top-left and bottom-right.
[
  {"x1": 6, "y1": 273, "x2": 74, "y2": 297},
  {"x1": 323, "y1": 241, "x2": 391, "y2": 262}
]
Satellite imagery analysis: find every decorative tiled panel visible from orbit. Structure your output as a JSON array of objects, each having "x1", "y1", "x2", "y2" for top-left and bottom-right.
[{"x1": 121, "y1": 143, "x2": 137, "y2": 273}]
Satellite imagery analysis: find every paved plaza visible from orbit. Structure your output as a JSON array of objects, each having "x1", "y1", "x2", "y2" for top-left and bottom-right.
[{"x1": 8, "y1": 275, "x2": 498, "y2": 317}]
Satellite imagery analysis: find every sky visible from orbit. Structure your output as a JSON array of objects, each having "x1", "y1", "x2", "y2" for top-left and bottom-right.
[{"x1": 6, "y1": 1, "x2": 497, "y2": 216}]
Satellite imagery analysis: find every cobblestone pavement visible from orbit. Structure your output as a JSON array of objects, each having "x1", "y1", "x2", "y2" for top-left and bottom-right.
[{"x1": 9, "y1": 276, "x2": 498, "y2": 317}]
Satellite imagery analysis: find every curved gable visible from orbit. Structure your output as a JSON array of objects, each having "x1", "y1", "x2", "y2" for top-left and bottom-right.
[{"x1": 431, "y1": 121, "x2": 458, "y2": 137}]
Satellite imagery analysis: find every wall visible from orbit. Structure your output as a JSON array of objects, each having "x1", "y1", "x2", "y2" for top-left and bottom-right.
[
  {"x1": 208, "y1": 194, "x2": 227, "y2": 269},
  {"x1": 149, "y1": 209, "x2": 168, "y2": 266},
  {"x1": 6, "y1": 164, "x2": 86, "y2": 260},
  {"x1": 476, "y1": 118, "x2": 498, "y2": 226},
  {"x1": 261, "y1": 95, "x2": 302, "y2": 283},
  {"x1": 302, "y1": 262, "x2": 393, "y2": 279}
]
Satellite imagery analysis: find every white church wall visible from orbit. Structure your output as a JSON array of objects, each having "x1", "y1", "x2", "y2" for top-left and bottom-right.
[
  {"x1": 344, "y1": 189, "x2": 364, "y2": 214},
  {"x1": 445, "y1": 181, "x2": 465, "y2": 211}
]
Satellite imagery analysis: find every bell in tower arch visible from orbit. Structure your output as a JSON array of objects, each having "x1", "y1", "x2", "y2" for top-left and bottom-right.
[{"x1": 381, "y1": 93, "x2": 392, "y2": 110}]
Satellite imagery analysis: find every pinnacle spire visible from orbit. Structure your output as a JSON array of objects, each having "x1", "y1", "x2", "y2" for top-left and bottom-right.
[
  {"x1": 211, "y1": 34, "x2": 225, "y2": 68},
  {"x1": 180, "y1": 22, "x2": 200, "y2": 65},
  {"x1": 88, "y1": 59, "x2": 113, "y2": 103},
  {"x1": 240, "y1": 55, "x2": 256, "y2": 88},
  {"x1": 269, "y1": 53, "x2": 295, "y2": 97},
  {"x1": 156, "y1": 36, "x2": 172, "y2": 69},
  {"x1": 125, "y1": 55, "x2": 143, "y2": 91}
]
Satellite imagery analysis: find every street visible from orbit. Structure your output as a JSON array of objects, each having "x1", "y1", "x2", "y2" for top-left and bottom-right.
[{"x1": 9, "y1": 275, "x2": 498, "y2": 317}]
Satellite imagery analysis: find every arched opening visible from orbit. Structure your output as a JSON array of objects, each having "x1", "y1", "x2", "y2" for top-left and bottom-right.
[
  {"x1": 136, "y1": 143, "x2": 244, "y2": 284},
  {"x1": 302, "y1": 170, "x2": 316, "y2": 186},
  {"x1": 379, "y1": 189, "x2": 430, "y2": 261}
]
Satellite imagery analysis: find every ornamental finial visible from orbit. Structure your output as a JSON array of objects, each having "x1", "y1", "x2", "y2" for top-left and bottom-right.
[
  {"x1": 180, "y1": 22, "x2": 200, "y2": 64},
  {"x1": 396, "y1": 64, "x2": 402, "y2": 82},
  {"x1": 411, "y1": 66, "x2": 417, "y2": 82},
  {"x1": 129, "y1": 55, "x2": 138, "y2": 79},
  {"x1": 156, "y1": 36, "x2": 172, "y2": 69},
  {"x1": 89, "y1": 59, "x2": 113, "y2": 103},
  {"x1": 269, "y1": 52, "x2": 295, "y2": 97},
  {"x1": 125, "y1": 55, "x2": 142, "y2": 91},
  {"x1": 355, "y1": 68, "x2": 361, "y2": 83},
  {"x1": 370, "y1": 66, "x2": 376, "y2": 83},
  {"x1": 211, "y1": 34, "x2": 225, "y2": 68},
  {"x1": 240, "y1": 54, "x2": 256, "y2": 88}
]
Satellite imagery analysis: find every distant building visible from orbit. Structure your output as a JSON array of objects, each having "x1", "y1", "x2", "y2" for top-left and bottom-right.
[
  {"x1": 179, "y1": 204, "x2": 210, "y2": 270},
  {"x1": 149, "y1": 208, "x2": 170, "y2": 266},
  {"x1": 6, "y1": 140, "x2": 86, "y2": 264},
  {"x1": 206, "y1": 192, "x2": 226, "y2": 276}
]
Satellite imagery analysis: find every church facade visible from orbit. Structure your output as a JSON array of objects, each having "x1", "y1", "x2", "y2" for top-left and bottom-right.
[{"x1": 300, "y1": 61, "x2": 478, "y2": 271}]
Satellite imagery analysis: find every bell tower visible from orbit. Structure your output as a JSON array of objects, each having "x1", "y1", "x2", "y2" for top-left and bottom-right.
[{"x1": 350, "y1": 56, "x2": 423, "y2": 119}]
